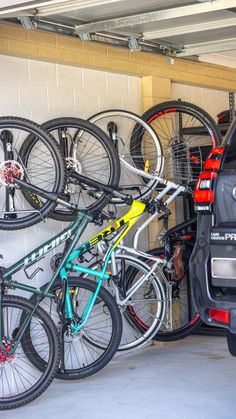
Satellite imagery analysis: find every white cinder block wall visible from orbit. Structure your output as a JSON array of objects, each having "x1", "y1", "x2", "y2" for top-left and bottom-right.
[
  {"x1": 172, "y1": 83, "x2": 229, "y2": 119},
  {"x1": 0, "y1": 54, "x2": 142, "y2": 290}
]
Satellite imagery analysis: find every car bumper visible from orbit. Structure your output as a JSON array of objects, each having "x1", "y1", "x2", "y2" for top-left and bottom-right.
[{"x1": 190, "y1": 214, "x2": 236, "y2": 333}]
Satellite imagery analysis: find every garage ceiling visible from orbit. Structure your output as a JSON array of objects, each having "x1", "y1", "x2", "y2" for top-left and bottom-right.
[{"x1": 1, "y1": 0, "x2": 236, "y2": 59}]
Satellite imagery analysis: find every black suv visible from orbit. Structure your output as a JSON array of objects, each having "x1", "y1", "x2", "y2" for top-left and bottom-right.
[{"x1": 190, "y1": 118, "x2": 236, "y2": 355}]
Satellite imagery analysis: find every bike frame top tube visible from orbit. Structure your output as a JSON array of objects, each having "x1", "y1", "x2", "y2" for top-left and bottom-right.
[{"x1": 2, "y1": 211, "x2": 91, "y2": 280}]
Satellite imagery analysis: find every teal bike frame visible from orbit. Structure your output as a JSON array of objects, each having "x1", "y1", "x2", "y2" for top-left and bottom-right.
[{"x1": 0, "y1": 200, "x2": 146, "y2": 351}]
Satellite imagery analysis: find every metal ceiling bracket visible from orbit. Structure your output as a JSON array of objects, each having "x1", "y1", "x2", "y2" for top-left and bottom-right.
[
  {"x1": 167, "y1": 56, "x2": 174, "y2": 65},
  {"x1": 18, "y1": 16, "x2": 37, "y2": 30},
  {"x1": 128, "y1": 37, "x2": 141, "y2": 52},
  {"x1": 79, "y1": 33, "x2": 92, "y2": 41},
  {"x1": 159, "y1": 44, "x2": 178, "y2": 57}
]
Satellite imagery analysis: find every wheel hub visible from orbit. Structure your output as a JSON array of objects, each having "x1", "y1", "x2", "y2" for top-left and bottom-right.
[
  {"x1": 0, "y1": 160, "x2": 24, "y2": 187},
  {"x1": 65, "y1": 157, "x2": 82, "y2": 174},
  {"x1": 64, "y1": 331, "x2": 82, "y2": 343},
  {"x1": 0, "y1": 341, "x2": 15, "y2": 365},
  {"x1": 65, "y1": 157, "x2": 83, "y2": 194},
  {"x1": 64, "y1": 325, "x2": 84, "y2": 343}
]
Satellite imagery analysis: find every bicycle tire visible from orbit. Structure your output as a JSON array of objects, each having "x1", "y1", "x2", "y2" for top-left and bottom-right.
[
  {"x1": 0, "y1": 117, "x2": 66, "y2": 230},
  {"x1": 146, "y1": 247, "x2": 202, "y2": 341},
  {"x1": 80, "y1": 254, "x2": 165, "y2": 351},
  {"x1": 25, "y1": 277, "x2": 122, "y2": 380},
  {"x1": 39, "y1": 117, "x2": 120, "y2": 221},
  {"x1": 135, "y1": 100, "x2": 222, "y2": 186},
  {"x1": 0, "y1": 295, "x2": 60, "y2": 410},
  {"x1": 88, "y1": 110, "x2": 163, "y2": 203}
]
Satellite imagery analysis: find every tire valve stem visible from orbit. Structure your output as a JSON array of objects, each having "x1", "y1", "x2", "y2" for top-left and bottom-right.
[{"x1": 144, "y1": 159, "x2": 150, "y2": 173}]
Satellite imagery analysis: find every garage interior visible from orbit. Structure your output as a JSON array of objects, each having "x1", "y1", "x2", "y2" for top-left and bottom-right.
[{"x1": 0, "y1": 0, "x2": 236, "y2": 417}]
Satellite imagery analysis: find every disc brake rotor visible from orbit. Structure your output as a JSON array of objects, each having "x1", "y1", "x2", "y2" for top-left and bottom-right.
[{"x1": 0, "y1": 160, "x2": 24, "y2": 187}]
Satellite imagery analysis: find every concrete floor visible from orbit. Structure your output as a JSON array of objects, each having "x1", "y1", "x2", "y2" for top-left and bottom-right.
[{"x1": 2, "y1": 335, "x2": 236, "y2": 419}]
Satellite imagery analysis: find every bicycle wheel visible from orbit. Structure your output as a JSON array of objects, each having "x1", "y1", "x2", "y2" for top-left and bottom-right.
[
  {"x1": 0, "y1": 295, "x2": 60, "y2": 410},
  {"x1": 137, "y1": 101, "x2": 222, "y2": 186},
  {"x1": 0, "y1": 117, "x2": 66, "y2": 230},
  {"x1": 147, "y1": 247, "x2": 202, "y2": 341},
  {"x1": 40, "y1": 117, "x2": 120, "y2": 221},
  {"x1": 88, "y1": 110, "x2": 163, "y2": 203},
  {"x1": 26, "y1": 277, "x2": 122, "y2": 380},
  {"x1": 81, "y1": 254, "x2": 165, "y2": 351}
]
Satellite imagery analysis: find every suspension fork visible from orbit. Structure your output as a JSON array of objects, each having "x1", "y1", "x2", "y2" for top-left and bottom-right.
[
  {"x1": 58, "y1": 128, "x2": 69, "y2": 158},
  {"x1": 0, "y1": 280, "x2": 4, "y2": 351},
  {"x1": 60, "y1": 263, "x2": 109, "y2": 334},
  {"x1": 107, "y1": 121, "x2": 118, "y2": 151},
  {"x1": 59, "y1": 268, "x2": 75, "y2": 320},
  {"x1": 0, "y1": 288, "x2": 38, "y2": 354},
  {"x1": 70, "y1": 278, "x2": 104, "y2": 334},
  {"x1": 0, "y1": 130, "x2": 16, "y2": 217}
]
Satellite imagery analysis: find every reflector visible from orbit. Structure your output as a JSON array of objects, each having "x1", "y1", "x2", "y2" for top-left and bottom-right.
[{"x1": 209, "y1": 308, "x2": 229, "y2": 325}]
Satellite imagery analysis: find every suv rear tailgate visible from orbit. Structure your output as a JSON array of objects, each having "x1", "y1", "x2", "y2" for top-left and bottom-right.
[{"x1": 211, "y1": 123, "x2": 236, "y2": 287}]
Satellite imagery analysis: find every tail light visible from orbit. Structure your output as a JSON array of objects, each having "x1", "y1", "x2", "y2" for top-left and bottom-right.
[
  {"x1": 209, "y1": 308, "x2": 229, "y2": 325},
  {"x1": 194, "y1": 147, "x2": 225, "y2": 212}
]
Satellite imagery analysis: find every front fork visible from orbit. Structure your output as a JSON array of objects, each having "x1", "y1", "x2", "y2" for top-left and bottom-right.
[
  {"x1": 0, "y1": 130, "x2": 16, "y2": 218},
  {"x1": 57, "y1": 266, "x2": 105, "y2": 373},
  {"x1": 0, "y1": 283, "x2": 4, "y2": 351},
  {"x1": 0, "y1": 286, "x2": 38, "y2": 355},
  {"x1": 59, "y1": 264, "x2": 109, "y2": 334}
]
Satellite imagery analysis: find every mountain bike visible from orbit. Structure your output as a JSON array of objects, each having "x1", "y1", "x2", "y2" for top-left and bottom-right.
[
  {"x1": 0, "y1": 116, "x2": 121, "y2": 229},
  {"x1": 0, "y1": 196, "x2": 123, "y2": 409},
  {"x1": 40, "y1": 112, "x2": 162, "y2": 221},
  {"x1": 39, "y1": 117, "x2": 121, "y2": 221},
  {"x1": 0, "y1": 116, "x2": 66, "y2": 230}
]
